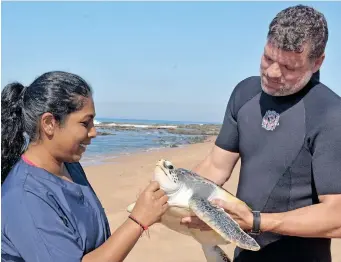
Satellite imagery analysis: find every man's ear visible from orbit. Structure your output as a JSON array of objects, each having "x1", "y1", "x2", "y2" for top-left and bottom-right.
[
  {"x1": 40, "y1": 113, "x2": 58, "y2": 137},
  {"x1": 312, "y1": 53, "x2": 325, "y2": 73}
]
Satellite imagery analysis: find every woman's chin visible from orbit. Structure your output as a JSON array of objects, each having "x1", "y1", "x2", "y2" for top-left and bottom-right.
[{"x1": 67, "y1": 152, "x2": 84, "y2": 163}]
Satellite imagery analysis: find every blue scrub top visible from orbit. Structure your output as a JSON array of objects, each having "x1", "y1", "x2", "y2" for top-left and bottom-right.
[{"x1": 1, "y1": 158, "x2": 111, "y2": 262}]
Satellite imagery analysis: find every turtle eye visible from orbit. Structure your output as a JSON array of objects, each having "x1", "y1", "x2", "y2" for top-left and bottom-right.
[{"x1": 164, "y1": 161, "x2": 174, "y2": 170}]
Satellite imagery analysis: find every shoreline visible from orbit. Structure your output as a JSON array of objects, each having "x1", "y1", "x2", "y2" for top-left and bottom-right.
[
  {"x1": 81, "y1": 135, "x2": 215, "y2": 167},
  {"x1": 80, "y1": 121, "x2": 222, "y2": 167},
  {"x1": 83, "y1": 137, "x2": 341, "y2": 262}
]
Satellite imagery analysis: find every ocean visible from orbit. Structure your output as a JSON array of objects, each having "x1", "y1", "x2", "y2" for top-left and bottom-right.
[{"x1": 80, "y1": 118, "x2": 220, "y2": 166}]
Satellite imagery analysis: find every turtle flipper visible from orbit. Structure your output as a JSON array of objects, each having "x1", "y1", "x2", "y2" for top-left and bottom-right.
[
  {"x1": 202, "y1": 245, "x2": 231, "y2": 262},
  {"x1": 189, "y1": 195, "x2": 260, "y2": 251}
]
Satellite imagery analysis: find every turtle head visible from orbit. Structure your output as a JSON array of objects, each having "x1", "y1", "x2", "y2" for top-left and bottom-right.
[{"x1": 154, "y1": 159, "x2": 181, "y2": 194}]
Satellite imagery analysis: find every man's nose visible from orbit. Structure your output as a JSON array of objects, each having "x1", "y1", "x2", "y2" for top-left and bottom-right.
[{"x1": 266, "y1": 62, "x2": 282, "y2": 79}]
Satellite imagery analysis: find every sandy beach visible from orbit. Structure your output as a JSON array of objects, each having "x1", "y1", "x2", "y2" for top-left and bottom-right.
[{"x1": 84, "y1": 137, "x2": 341, "y2": 262}]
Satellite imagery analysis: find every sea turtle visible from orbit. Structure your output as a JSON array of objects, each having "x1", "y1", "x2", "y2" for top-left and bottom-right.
[{"x1": 127, "y1": 159, "x2": 260, "y2": 262}]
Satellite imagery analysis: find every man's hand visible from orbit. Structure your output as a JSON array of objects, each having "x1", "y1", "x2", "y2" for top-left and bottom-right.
[
  {"x1": 181, "y1": 199, "x2": 254, "y2": 231},
  {"x1": 210, "y1": 199, "x2": 253, "y2": 231},
  {"x1": 209, "y1": 195, "x2": 341, "y2": 238}
]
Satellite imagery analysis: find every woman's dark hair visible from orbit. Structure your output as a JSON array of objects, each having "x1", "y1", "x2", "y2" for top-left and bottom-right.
[{"x1": 1, "y1": 71, "x2": 93, "y2": 184}]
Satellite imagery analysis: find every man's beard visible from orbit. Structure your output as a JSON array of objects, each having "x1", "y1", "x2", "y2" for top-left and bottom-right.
[{"x1": 260, "y1": 69, "x2": 313, "y2": 96}]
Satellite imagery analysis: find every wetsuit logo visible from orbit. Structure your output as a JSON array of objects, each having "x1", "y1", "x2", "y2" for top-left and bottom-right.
[{"x1": 262, "y1": 110, "x2": 280, "y2": 131}]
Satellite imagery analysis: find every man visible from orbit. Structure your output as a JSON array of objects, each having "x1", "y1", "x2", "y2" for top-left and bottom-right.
[{"x1": 181, "y1": 5, "x2": 341, "y2": 262}]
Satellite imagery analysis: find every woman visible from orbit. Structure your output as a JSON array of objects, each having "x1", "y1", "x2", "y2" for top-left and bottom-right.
[{"x1": 1, "y1": 71, "x2": 169, "y2": 262}]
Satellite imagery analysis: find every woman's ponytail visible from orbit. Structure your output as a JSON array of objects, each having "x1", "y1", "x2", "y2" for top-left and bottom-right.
[
  {"x1": 1, "y1": 71, "x2": 93, "y2": 184},
  {"x1": 1, "y1": 82, "x2": 26, "y2": 184}
]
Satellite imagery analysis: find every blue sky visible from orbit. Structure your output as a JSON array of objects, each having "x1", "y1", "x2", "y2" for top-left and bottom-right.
[{"x1": 2, "y1": 1, "x2": 341, "y2": 123}]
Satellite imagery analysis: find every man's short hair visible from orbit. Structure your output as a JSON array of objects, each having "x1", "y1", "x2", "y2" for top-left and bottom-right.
[{"x1": 267, "y1": 5, "x2": 328, "y2": 60}]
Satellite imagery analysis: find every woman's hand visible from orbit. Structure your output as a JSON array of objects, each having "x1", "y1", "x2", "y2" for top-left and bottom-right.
[
  {"x1": 130, "y1": 181, "x2": 169, "y2": 228},
  {"x1": 83, "y1": 181, "x2": 168, "y2": 262},
  {"x1": 180, "y1": 216, "x2": 212, "y2": 231}
]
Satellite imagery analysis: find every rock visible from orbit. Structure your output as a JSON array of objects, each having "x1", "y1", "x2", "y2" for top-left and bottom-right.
[{"x1": 97, "y1": 132, "x2": 115, "y2": 136}]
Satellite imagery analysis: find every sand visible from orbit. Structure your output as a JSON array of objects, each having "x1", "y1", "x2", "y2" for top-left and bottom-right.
[{"x1": 84, "y1": 137, "x2": 341, "y2": 262}]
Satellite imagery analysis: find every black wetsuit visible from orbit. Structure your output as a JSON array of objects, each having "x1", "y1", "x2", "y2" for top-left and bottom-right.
[{"x1": 215, "y1": 75, "x2": 341, "y2": 262}]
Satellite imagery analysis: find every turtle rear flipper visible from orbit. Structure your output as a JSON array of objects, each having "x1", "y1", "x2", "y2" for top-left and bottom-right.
[
  {"x1": 189, "y1": 195, "x2": 260, "y2": 251},
  {"x1": 202, "y1": 245, "x2": 231, "y2": 262}
]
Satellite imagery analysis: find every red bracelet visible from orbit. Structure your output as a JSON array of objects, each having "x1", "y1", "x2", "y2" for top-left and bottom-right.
[{"x1": 128, "y1": 215, "x2": 148, "y2": 231}]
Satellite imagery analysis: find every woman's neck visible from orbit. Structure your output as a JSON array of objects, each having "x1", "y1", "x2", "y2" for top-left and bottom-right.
[{"x1": 23, "y1": 144, "x2": 73, "y2": 182}]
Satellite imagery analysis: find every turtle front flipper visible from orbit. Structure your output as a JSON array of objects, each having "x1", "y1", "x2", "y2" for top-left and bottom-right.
[{"x1": 189, "y1": 195, "x2": 260, "y2": 251}]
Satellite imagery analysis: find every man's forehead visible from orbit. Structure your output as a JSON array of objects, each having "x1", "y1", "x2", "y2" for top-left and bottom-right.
[{"x1": 264, "y1": 42, "x2": 309, "y2": 66}]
